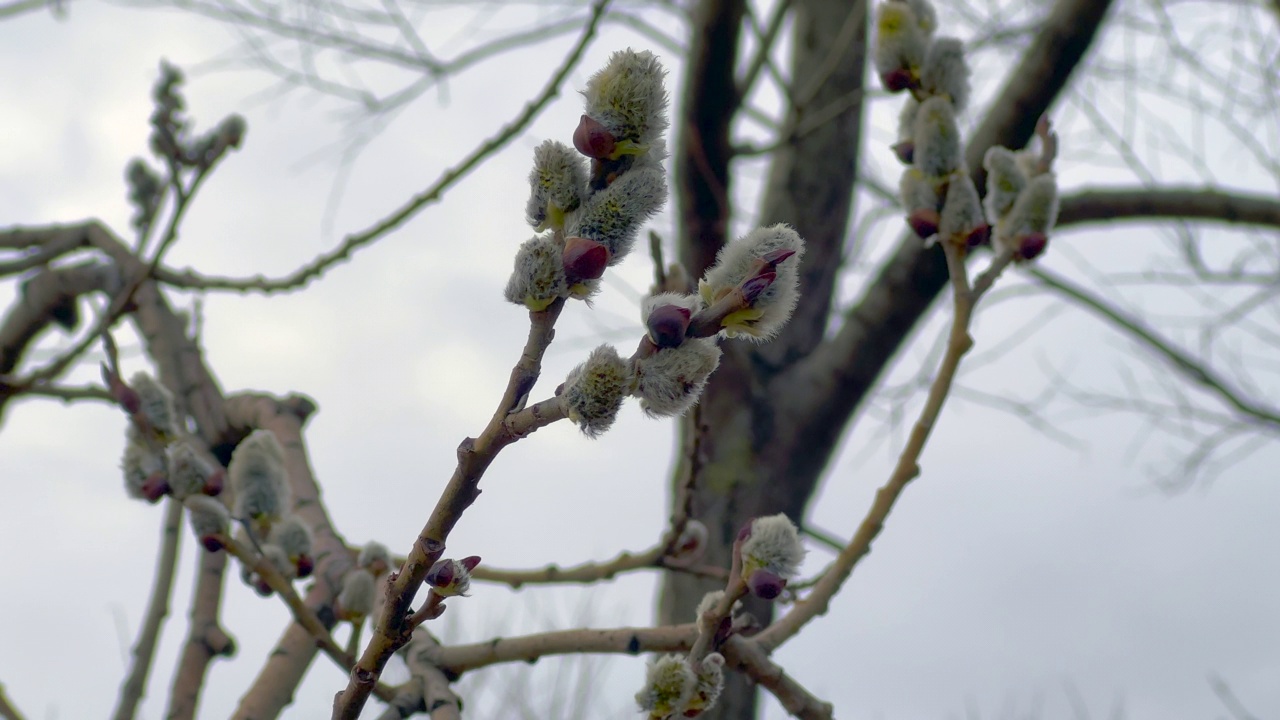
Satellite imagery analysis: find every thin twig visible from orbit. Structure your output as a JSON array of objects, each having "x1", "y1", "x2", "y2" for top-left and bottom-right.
[
  {"x1": 0, "y1": 683, "x2": 27, "y2": 720},
  {"x1": 111, "y1": 500, "x2": 184, "y2": 720}
]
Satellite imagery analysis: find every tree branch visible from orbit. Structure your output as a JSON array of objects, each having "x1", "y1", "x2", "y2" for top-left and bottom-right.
[
  {"x1": 111, "y1": 500, "x2": 184, "y2": 720},
  {"x1": 0, "y1": 683, "x2": 26, "y2": 720},
  {"x1": 1057, "y1": 187, "x2": 1280, "y2": 230}
]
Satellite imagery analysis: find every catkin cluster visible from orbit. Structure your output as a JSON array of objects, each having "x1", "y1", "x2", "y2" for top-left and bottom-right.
[
  {"x1": 228, "y1": 429, "x2": 315, "y2": 591},
  {"x1": 634, "y1": 652, "x2": 725, "y2": 720},
  {"x1": 878, "y1": 0, "x2": 1059, "y2": 257}
]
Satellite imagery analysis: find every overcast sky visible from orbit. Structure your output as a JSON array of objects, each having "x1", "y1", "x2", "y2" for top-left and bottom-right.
[{"x1": 1, "y1": 1, "x2": 1278, "y2": 719}]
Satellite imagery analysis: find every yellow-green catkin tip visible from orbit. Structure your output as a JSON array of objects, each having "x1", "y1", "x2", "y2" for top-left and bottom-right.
[
  {"x1": 635, "y1": 654, "x2": 696, "y2": 719},
  {"x1": 561, "y1": 344, "x2": 632, "y2": 438},
  {"x1": 583, "y1": 49, "x2": 669, "y2": 149},
  {"x1": 526, "y1": 140, "x2": 587, "y2": 232},
  {"x1": 504, "y1": 235, "x2": 567, "y2": 310}
]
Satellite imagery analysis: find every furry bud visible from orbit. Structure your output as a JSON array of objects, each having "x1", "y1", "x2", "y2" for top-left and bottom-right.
[
  {"x1": 632, "y1": 338, "x2": 721, "y2": 417},
  {"x1": 561, "y1": 236, "x2": 611, "y2": 287},
  {"x1": 573, "y1": 114, "x2": 617, "y2": 160},
  {"x1": 746, "y1": 568, "x2": 787, "y2": 600},
  {"x1": 582, "y1": 49, "x2": 669, "y2": 153},
  {"x1": 642, "y1": 292, "x2": 702, "y2": 348},
  {"x1": 166, "y1": 442, "x2": 215, "y2": 500},
  {"x1": 995, "y1": 174, "x2": 1059, "y2": 260},
  {"x1": 874, "y1": 2, "x2": 928, "y2": 92},
  {"x1": 899, "y1": 167, "x2": 941, "y2": 239},
  {"x1": 338, "y1": 568, "x2": 376, "y2": 620},
  {"x1": 268, "y1": 515, "x2": 313, "y2": 577},
  {"x1": 561, "y1": 344, "x2": 632, "y2": 437},
  {"x1": 667, "y1": 520, "x2": 709, "y2": 567},
  {"x1": 893, "y1": 97, "x2": 919, "y2": 164},
  {"x1": 698, "y1": 225, "x2": 805, "y2": 341},
  {"x1": 738, "y1": 513, "x2": 806, "y2": 582},
  {"x1": 694, "y1": 591, "x2": 728, "y2": 635},
  {"x1": 919, "y1": 37, "x2": 970, "y2": 110},
  {"x1": 938, "y1": 172, "x2": 988, "y2": 247},
  {"x1": 913, "y1": 96, "x2": 962, "y2": 178},
  {"x1": 229, "y1": 430, "x2": 291, "y2": 537},
  {"x1": 130, "y1": 372, "x2": 178, "y2": 436},
  {"x1": 982, "y1": 146, "x2": 1027, "y2": 223},
  {"x1": 565, "y1": 164, "x2": 666, "y2": 265},
  {"x1": 635, "y1": 654, "x2": 696, "y2": 720},
  {"x1": 122, "y1": 433, "x2": 168, "y2": 502},
  {"x1": 426, "y1": 557, "x2": 479, "y2": 597},
  {"x1": 683, "y1": 653, "x2": 727, "y2": 717},
  {"x1": 357, "y1": 541, "x2": 392, "y2": 575},
  {"x1": 504, "y1": 235, "x2": 567, "y2": 311},
  {"x1": 184, "y1": 495, "x2": 229, "y2": 552},
  {"x1": 527, "y1": 140, "x2": 587, "y2": 231}
]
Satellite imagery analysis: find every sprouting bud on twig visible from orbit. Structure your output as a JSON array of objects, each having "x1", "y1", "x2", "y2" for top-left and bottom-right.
[
  {"x1": 899, "y1": 167, "x2": 941, "y2": 240},
  {"x1": 268, "y1": 515, "x2": 314, "y2": 579},
  {"x1": 913, "y1": 97, "x2": 962, "y2": 178},
  {"x1": 565, "y1": 164, "x2": 666, "y2": 266},
  {"x1": 994, "y1": 174, "x2": 1059, "y2": 262},
  {"x1": 737, "y1": 513, "x2": 806, "y2": 600},
  {"x1": 694, "y1": 590, "x2": 730, "y2": 635},
  {"x1": 130, "y1": 372, "x2": 178, "y2": 437},
  {"x1": 338, "y1": 568, "x2": 377, "y2": 621},
  {"x1": 698, "y1": 225, "x2": 805, "y2": 341},
  {"x1": 893, "y1": 97, "x2": 919, "y2": 164},
  {"x1": 919, "y1": 37, "x2": 970, "y2": 110},
  {"x1": 184, "y1": 495, "x2": 229, "y2": 552},
  {"x1": 582, "y1": 49, "x2": 669, "y2": 157},
  {"x1": 426, "y1": 556, "x2": 481, "y2": 598},
  {"x1": 561, "y1": 344, "x2": 632, "y2": 438},
  {"x1": 635, "y1": 654, "x2": 696, "y2": 720},
  {"x1": 982, "y1": 146, "x2": 1027, "y2": 224},
  {"x1": 667, "y1": 519, "x2": 709, "y2": 567},
  {"x1": 122, "y1": 431, "x2": 169, "y2": 503},
  {"x1": 166, "y1": 442, "x2": 216, "y2": 500},
  {"x1": 632, "y1": 338, "x2": 721, "y2": 417},
  {"x1": 526, "y1": 140, "x2": 588, "y2": 232},
  {"x1": 938, "y1": 172, "x2": 990, "y2": 248},
  {"x1": 683, "y1": 653, "x2": 727, "y2": 717},
  {"x1": 357, "y1": 541, "x2": 391, "y2": 575},
  {"x1": 642, "y1": 292, "x2": 701, "y2": 349},
  {"x1": 561, "y1": 236, "x2": 611, "y2": 291},
  {"x1": 504, "y1": 235, "x2": 567, "y2": 311},
  {"x1": 874, "y1": 2, "x2": 928, "y2": 91},
  {"x1": 229, "y1": 429, "x2": 291, "y2": 538}
]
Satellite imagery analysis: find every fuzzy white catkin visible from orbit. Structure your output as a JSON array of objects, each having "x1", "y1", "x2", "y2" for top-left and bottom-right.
[
  {"x1": 166, "y1": 442, "x2": 211, "y2": 500},
  {"x1": 526, "y1": 140, "x2": 587, "y2": 232},
  {"x1": 641, "y1": 291, "x2": 703, "y2": 320},
  {"x1": 896, "y1": 96, "x2": 920, "y2": 146},
  {"x1": 632, "y1": 338, "x2": 722, "y2": 417},
  {"x1": 262, "y1": 543, "x2": 295, "y2": 580},
  {"x1": 913, "y1": 96, "x2": 962, "y2": 178},
  {"x1": 740, "y1": 513, "x2": 806, "y2": 579},
  {"x1": 268, "y1": 515, "x2": 312, "y2": 561},
  {"x1": 996, "y1": 174, "x2": 1060, "y2": 252},
  {"x1": 873, "y1": 2, "x2": 928, "y2": 81},
  {"x1": 982, "y1": 146, "x2": 1027, "y2": 223},
  {"x1": 565, "y1": 164, "x2": 666, "y2": 264},
  {"x1": 919, "y1": 37, "x2": 970, "y2": 110},
  {"x1": 504, "y1": 235, "x2": 567, "y2": 311},
  {"x1": 635, "y1": 654, "x2": 696, "y2": 718},
  {"x1": 130, "y1": 372, "x2": 178, "y2": 435},
  {"x1": 899, "y1": 167, "x2": 940, "y2": 214},
  {"x1": 357, "y1": 541, "x2": 391, "y2": 570},
  {"x1": 904, "y1": 0, "x2": 938, "y2": 34},
  {"x1": 695, "y1": 590, "x2": 725, "y2": 633},
  {"x1": 561, "y1": 344, "x2": 632, "y2": 438},
  {"x1": 339, "y1": 568, "x2": 376, "y2": 618},
  {"x1": 938, "y1": 172, "x2": 985, "y2": 242},
  {"x1": 122, "y1": 435, "x2": 166, "y2": 499},
  {"x1": 582, "y1": 49, "x2": 669, "y2": 150},
  {"x1": 685, "y1": 653, "x2": 726, "y2": 716},
  {"x1": 229, "y1": 429, "x2": 291, "y2": 529},
  {"x1": 698, "y1": 224, "x2": 805, "y2": 341},
  {"x1": 184, "y1": 495, "x2": 229, "y2": 539}
]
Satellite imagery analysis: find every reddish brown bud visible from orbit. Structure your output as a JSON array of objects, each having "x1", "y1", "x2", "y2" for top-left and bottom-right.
[
  {"x1": 200, "y1": 535, "x2": 224, "y2": 553},
  {"x1": 747, "y1": 569, "x2": 787, "y2": 600},
  {"x1": 203, "y1": 468, "x2": 225, "y2": 497},
  {"x1": 740, "y1": 272, "x2": 777, "y2": 304},
  {"x1": 647, "y1": 304, "x2": 692, "y2": 348},
  {"x1": 966, "y1": 223, "x2": 992, "y2": 248},
  {"x1": 760, "y1": 248, "x2": 797, "y2": 267},
  {"x1": 295, "y1": 554, "x2": 314, "y2": 579},
  {"x1": 252, "y1": 578, "x2": 272, "y2": 597},
  {"x1": 880, "y1": 68, "x2": 913, "y2": 92},
  {"x1": 459, "y1": 555, "x2": 482, "y2": 572},
  {"x1": 142, "y1": 473, "x2": 170, "y2": 503},
  {"x1": 736, "y1": 522, "x2": 753, "y2": 543},
  {"x1": 562, "y1": 236, "x2": 610, "y2": 283},
  {"x1": 893, "y1": 140, "x2": 915, "y2": 165},
  {"x1": 1017, "y1": 232, "x2": 1048, "y2": 260},
  {"x1": 908, "y1": 208, "x2": 941, "y2": 239},
  {"x1": 573, "y1": 114, "x2": 616, "y2": 160},
  {"x1": 425, "y1": 559, "x2": 455, "y2": 588}
]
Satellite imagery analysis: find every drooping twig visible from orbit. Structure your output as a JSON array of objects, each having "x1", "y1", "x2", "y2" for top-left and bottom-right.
[
  {"x1": 0, "y1": 682, "x2": 27, "y2": 720},
  {"x1": 111, "y1": 499, "x2": 184, "y2": 720},
  {"x1": 756, "y1": 246, "x2": 1016, "y2": 652}
]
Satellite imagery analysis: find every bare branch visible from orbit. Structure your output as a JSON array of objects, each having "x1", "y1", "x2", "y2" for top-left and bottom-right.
[
  {"x1": 111, "y1": 500, "x2": 184, "y2": 720},
  {"x1": 0, "y1": 683, "x2": 27, "y2": 720},
  {"x1": 1057, "y1": 187, "x2": 1280, "y2": 230}
]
